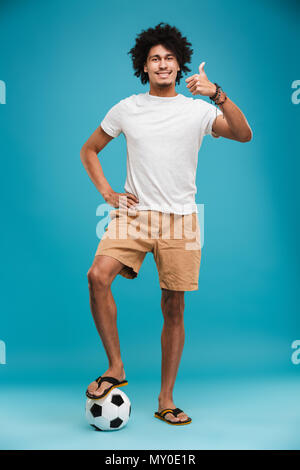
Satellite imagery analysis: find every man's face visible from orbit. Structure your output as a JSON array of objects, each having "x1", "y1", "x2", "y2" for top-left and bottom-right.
[{"x1": 144, "y1": 44, "x2": 180, "y2": 88}]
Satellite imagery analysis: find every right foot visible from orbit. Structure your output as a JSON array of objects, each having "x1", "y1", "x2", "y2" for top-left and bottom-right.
[{"x1": 86, "y1": 366, "x2": 126, "y2": 398}]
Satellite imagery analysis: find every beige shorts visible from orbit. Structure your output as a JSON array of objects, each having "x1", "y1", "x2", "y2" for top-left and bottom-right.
[{"x1": 94, "y1": 208, "x2": 201, "y2": 291}]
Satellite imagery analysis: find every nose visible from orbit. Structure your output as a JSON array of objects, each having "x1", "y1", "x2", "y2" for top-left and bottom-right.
[{"x1": 159, "y1": 59, "x2": 167, "y2": 68}]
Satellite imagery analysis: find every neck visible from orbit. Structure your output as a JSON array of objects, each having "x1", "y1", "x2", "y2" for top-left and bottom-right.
[{"x1": 148, "y1": 84, "x2": 178, "y2": 98}]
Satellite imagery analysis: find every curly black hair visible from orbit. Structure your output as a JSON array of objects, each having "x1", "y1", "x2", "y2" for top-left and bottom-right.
[{"x1": 127, "y1": 22, "x2": 193, "y2": 85}]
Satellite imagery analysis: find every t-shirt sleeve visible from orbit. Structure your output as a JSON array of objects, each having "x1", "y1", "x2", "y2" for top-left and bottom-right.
[
  {"x1": 199, "y1": 100, "x2": 223, "y2": 136},
  {"x1": 100, "y1": 101, "x2": 123, "y2": 138}
]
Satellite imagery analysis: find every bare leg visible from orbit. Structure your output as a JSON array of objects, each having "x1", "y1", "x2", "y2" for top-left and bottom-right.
[
  {"x1": 86, "y1": 255, "x2": 126, "y2": 397},
  {"x1": 158, "y1": 288, "x2": 189, "y2": 423}
]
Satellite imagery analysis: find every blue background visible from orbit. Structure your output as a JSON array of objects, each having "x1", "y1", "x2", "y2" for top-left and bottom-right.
[{"x1": 0, "y1": 0, "x2": 299, "y2": 450}]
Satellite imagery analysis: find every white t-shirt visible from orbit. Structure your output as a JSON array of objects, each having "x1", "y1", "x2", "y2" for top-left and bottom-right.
[{"x1": 100, "y1": 91, "x2": 223, "y2": 214}]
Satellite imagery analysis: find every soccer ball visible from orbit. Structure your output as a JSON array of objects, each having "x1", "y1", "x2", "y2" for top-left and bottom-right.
[{"x1": 86, "y1": 388, "x2": 131, "y2": 431}]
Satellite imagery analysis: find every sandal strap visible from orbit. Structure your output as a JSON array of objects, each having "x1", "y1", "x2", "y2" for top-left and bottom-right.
[
  {"x1": 160, "y1": 409, "x2": 175, "y2": 417},
  {"x1": 96, "y1": 376, "x2": 122, "y2": 387},
  {"x1": 160, "y1": 408, "x2": 184, "y2": 418},
  {"x1": 160, "y1": 408, "x2": 183, "y2": 418},
  {"x1": 172, "y1": 408, "x2": 183, "y2": 417}
]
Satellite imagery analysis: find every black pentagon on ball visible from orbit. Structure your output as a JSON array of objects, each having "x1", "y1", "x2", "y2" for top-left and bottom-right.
[
  {"x1": 129, "y1": 405, "x2": 131, "y2": 416},
  {"x1": 110, "y1": 417, "x2": 123, "y2": 428},
  {"x1": 90, "y1": 403, "x2": 102, "y2": 418},
  {"x1": 111, "y1": 394, "x2": 124, "y2": 407}
]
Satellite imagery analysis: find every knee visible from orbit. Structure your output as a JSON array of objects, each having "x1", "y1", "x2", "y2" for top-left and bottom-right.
[
  {"x1": 162, "y1": 292, "x2": 185, "y2": 325},
  {"x1": 87, "y1": 265, "x2": 111, "y2": 290}
]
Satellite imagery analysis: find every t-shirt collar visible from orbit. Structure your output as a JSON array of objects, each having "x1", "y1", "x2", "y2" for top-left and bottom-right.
[{"x1": 145, "y1": 91, "x2": 182, "y2": 102}]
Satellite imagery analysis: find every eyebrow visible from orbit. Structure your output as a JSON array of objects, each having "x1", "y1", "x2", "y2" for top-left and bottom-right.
[{"x1": 148, "y1": 53, "x2": 175, "y2": 59}]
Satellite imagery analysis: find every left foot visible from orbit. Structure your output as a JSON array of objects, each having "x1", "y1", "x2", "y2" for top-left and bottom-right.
[{"x1": 158, "y1": 399, "x2": 190, "y2": 423}]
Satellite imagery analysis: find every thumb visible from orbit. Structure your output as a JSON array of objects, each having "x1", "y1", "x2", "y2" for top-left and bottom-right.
[{"x1": 199, "y1": 61, "x2": 206, "y2": 75}]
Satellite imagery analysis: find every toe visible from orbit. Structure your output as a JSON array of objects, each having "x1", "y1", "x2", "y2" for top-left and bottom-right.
[
  {"x1": 92, "y1": 382, "x2": 108, "y2": 396},
  {"x1": 87, "y1": 381, "x2": 98, "y2": 394},
  {"x1": 178, "y1": 412, "x2": 189, "y2": 422},
  {"x1": 164, "y1": 412, "x2": 179, "y2": 423}
]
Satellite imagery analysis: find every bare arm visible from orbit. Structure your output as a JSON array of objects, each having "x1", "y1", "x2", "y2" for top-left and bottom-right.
[
  {"x1": 211, "y1": 96, "x2": 253, "y2": 142},
  {"x1": 80, "y1": 126, "x2": 139, "y2": 208},
  {"x1": 80, "y1": 125, "x2": 114, "y2": 199},
  {"x1": 186, "y1": 62, "x2": 253, "y2": 142}
]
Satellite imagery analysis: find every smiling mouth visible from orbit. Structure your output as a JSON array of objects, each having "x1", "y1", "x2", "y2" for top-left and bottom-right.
[{"x1": 156, "y1": 72, "x2": 171, "y2": 78}]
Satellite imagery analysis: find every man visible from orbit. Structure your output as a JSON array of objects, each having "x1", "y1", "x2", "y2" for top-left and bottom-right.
[{"x1": 80, "y1": 23, "x2": 252, "y2": 425}]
